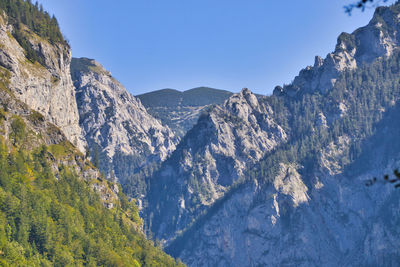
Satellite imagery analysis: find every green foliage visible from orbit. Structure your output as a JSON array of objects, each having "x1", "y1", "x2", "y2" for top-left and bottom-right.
[
  {"x1": 27, "y1": 110, "x2": 45, "y2": 125},
  {"x1": 0, "y1": 108, "x2": 5, "y2": 123},
  {"x1": 0, "y1": 138, "x2": 184, "y2": 266},
  {"x1": 0, "y1": 0, "x2": 68, "y2": 64},
  {"x1": 0, "y1": 67, "x2": 11, "y2": 94},
  {"x1": 10, "y1": 116, "x2": 25, "y2": 146}
]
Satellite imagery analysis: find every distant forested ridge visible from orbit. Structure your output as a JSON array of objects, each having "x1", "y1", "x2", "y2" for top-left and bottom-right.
[{"x1": 137, "y1": 87, "x2": 233, "y2": 137}]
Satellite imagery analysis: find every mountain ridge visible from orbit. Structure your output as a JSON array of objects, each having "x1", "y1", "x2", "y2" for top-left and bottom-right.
[
  {"x1": 146, "y1": 2, "x2": 400, "y2": 265},
  {"x1": 137, "y1": 87, "x2": 234, "y2": 137}
]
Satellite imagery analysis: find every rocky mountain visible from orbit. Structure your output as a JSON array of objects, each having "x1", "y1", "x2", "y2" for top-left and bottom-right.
[
  {"x1": 71, "y1": 57, "x2": 177, "y2": 196},
  {"x1": 137, "y1": 87, "x2": 233, "y2": 137},
  {"x1": 0, "y1": 7, "x2": 85, "y2": 151},
  {"x1": 157, "y1": 3, "x2": 400, "y2": 266},
  {"x1": 146, "y1": 88, "x2": 287, "y2": 241},
  {"x1": 274, "y1": 3, "x2": 400, "y2": 97},
  {"x1": 0, "y1": 1, "x2": 185, "y2": 265}
]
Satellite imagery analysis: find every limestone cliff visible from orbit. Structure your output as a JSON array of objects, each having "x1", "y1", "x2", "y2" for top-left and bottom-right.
[
  {"x1": 71, "y1": 58, "x2": 177, "y2": 195},
  {"x1": 0, "y1": 11, "x2": 85, "y2": 151}
]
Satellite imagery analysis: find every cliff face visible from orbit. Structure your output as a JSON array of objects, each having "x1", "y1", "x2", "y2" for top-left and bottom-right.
[
  {"x1": 146, "y1": 88, "x2": 287, "y2": 242},
  {"x1": 0, "y1": 80, "x2": 119, "y2": 208},
  {"x1": 0, "y1": 12, "x2": 85, "y2": 151},
  {"x1": 71, "y1": 58, "x2": 177, "y2": 195}
]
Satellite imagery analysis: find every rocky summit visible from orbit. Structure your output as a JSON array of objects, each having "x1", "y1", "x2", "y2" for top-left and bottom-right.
[{"x1": 274, "y1": 3, "x2": 400, "y2": 96}]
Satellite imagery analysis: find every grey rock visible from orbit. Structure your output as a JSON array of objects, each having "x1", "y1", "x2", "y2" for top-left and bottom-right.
[
  {"x1": 147, "y1": 88, "x2": 287, "y2": 242},
  {"x1": 279, "y1": 4, "x2": 400, "y2": 95},
  {"x1": 0, "y1": 12, "x2": 86, "y2": 151},
  {"x1": 71, "y1": 58, "x2": 177, "y2": 189}
]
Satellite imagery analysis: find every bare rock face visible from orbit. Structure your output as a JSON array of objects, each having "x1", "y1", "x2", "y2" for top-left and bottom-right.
[
  {"x1": 274, "y1": 4, "x2": 400, "y2": 96},
  {"x1": 0, "y1": 12, "x2": 85, "y2": 151},
  {"x1": 146, "y1": 88, "x2": 287, "y2": 242},
  {"x1": 71, "y1": 58, "x2": 177, "y2": 188},
  {"x1": 176, "y1": 162, "x2": 400, "y2": 267}
]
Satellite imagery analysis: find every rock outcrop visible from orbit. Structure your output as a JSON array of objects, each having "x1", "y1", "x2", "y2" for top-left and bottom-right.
[{"x1": 0, "y1": 84, "x2": 119, "y2": 208}]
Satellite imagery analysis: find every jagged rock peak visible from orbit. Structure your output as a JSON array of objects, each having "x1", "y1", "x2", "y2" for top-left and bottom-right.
[
  {"x1": 146, "y1": 87, "x2": 287, "y2": 241},
  {"x1": 224, "y1": 88, "x2": 264, "y2": 119},
  {"x1": 274, "y1": 1, "x2": 400, "y2": 96},
  {"x1": 71, "y1": 57, "x2": 177, "y2": 181}
]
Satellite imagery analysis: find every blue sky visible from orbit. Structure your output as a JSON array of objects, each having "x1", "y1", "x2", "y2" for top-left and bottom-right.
[{"x1": 38, "y1": 0, "x2": 396, "y2": 95}]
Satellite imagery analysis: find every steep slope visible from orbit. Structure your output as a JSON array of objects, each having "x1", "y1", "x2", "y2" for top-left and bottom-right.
[
  {"x1": 0, "y1": 3, "x2": 85, "y2": 151},
  {"x1": 137, "y1": 87, "x2": 233, "y2": 137},
  {"x1": 71, "y1": 57, "x2": 177, "y2": 197},
  {"x1": 163, "y1": 3, "x2": 400, "y2": 266},
  {"x1": 0, "y1": 78, "x2": 183, "y2": 266},
  {"x1": 146, "y1": 88, "x2": 287, "y2": 241}
]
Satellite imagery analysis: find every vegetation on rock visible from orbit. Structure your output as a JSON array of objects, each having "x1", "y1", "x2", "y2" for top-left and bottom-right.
[{"x1": 0, "y1": 0, "x2": 67, "y2": 64}]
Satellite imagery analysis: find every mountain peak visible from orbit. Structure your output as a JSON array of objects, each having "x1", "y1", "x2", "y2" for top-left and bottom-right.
[{"x1": 275, "y1": 1, "x2": 400, "y2": 96}]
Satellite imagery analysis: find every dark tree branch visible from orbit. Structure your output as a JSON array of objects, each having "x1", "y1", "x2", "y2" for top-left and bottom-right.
[
  {"x1": 345, "y1": 0, "x2": 389, "y2": 15},
  {"x1": 366, "y1": 169, "x2": 400, "y2": 188}
]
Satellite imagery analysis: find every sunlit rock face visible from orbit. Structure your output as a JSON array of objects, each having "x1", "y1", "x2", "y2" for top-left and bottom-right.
[
  {"x1": 0, "y1": 12, "x2": 86, "y2": 151},
  {"x1": 71, "y1": 58, "x2": 177, "y2": 191}
]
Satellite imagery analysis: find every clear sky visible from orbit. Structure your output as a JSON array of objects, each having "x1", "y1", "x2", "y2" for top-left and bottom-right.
[{"x1": 38, "y1": 0, "x2": 396, "y2": 95}]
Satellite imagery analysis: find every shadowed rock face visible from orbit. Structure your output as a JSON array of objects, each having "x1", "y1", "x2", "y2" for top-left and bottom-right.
[
  {"x1": 0, "y1": 12, "x2": 85, "y2": 151},
  {"x1": 146, "y1": 88, "x2": 287, "y2": 242},
  {"x1": 71, "y1": 57, "x2": 177, "y2": 192}
]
